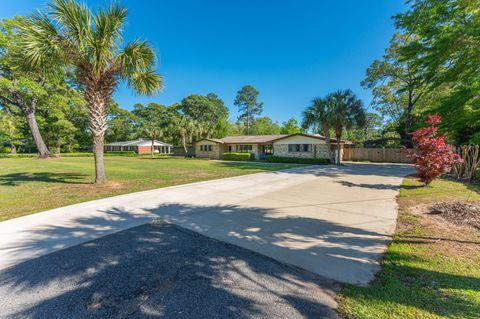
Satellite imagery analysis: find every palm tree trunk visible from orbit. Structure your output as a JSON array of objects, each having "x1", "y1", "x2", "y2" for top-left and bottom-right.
[
  {"x1": 182, "y1": 134, "x2": 188, "y2": 157},
  {"x1": 322, "y1": 123, "x2": 335, "y2": 164},
  {"x1": 335, "y1": 132, "x2": 342, "y2": 165},
  {"x1": 85, "y1": 87, "x2": 109, "y2": 184},
  {"x1": 24, "y1": 109, "x2": 52, "y2": 158},
  {"x1": 151, "y1": 138, "x2": 154, "y2": 158},
  {"x1": 93, "y1": 133, "x2": 106, "y2": 183}
]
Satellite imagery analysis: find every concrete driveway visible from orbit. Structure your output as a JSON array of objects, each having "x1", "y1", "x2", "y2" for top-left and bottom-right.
[{"x1": 0, "y1": 163, "x2": 412, "y2": 285}]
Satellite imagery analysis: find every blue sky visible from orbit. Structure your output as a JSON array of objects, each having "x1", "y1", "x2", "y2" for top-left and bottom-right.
[{"x1": 2, "y1": 0, "x2": 406, "y2": 123}]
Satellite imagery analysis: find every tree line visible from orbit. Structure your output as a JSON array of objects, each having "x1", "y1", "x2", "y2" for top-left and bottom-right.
[
  {"x1": 361, "y1": 0, "x2": 479, "y2": 146},
  {"x1": 301, "y1": 0, "x2": 480, "y2": 150}
]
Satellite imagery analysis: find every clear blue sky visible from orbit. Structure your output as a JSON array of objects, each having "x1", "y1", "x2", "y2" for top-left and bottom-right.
[{"x1": 2, "y1": 0, "x2": 406, "y2": 123}]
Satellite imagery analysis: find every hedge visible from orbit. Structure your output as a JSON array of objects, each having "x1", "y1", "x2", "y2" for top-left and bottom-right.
[
  {"x1": 222, "y1": 152, "x2": 252, "y2": 161},
  {"x1": 266, "y1": 155, "x2": 330, "y2": 165},
  {"x1": 59, "y1": 151, "x2": 138, "y2": 157},
  {"x1": 0, "y1": 151, "x2": 140, "y2": 158},
  {"x1": 0, "y1": 153, "x2": 37, "y2": 158}
]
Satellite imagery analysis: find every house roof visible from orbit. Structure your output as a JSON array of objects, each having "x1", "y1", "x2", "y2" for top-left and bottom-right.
[
  {"x1": 195, "y1": 133, "x2": 350, "y2": 144},
  {"x1": 197, "y1": 133, "x2": 333, "y2": 144},
  {"x1": 219, "y1": 135, "x2": 289, "y2": 144},
  {"x1": 105, "y1": 138, "x2": 173, "y2": 147}
]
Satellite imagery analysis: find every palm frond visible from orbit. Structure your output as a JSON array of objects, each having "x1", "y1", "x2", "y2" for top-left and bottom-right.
[
  {"x1": 49, "y1": 0, "x2": 92, "y2": 50},
  {"x1": 116, "y1": 39, "x2": 155, "y2": 75},
  {"x1": 127, "y1": 70, "x2": 163, "y2": 96},
  {"x1": 91, "y1": 2, "x2": 127, "y2": 73},
  {"x1": 18, "y1": 11, "x2": 64, "y2": 71}
]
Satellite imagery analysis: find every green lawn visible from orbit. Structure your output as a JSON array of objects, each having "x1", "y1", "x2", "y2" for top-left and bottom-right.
[
  {"x1": 0, "y1": 156, "x2": 298, "y2": 221},
  {"x1": 338, "y1": 176, "x2": 480, "y2": 319}
]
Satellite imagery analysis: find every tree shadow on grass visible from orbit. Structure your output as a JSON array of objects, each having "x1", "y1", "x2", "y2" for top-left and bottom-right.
[
  {"x1": 341, "y1": 250, "x2": 480, "y2": 318},
  {"x1": 0, "y1": 172, "x2": 88, "y2": 186},
  {"x1": 465, "y1": 181, "x2": 480, "y2": 195}
]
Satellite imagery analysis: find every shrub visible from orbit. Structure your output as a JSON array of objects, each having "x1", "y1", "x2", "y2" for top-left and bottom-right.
[
  {"x1": 0, "y1": 146, "x2": 12, "y2": 154},
  {"x1": 405, "y1": 114, "x2": 462, "y2": 185},
  {"x1": 451, "y1": 145, "x2": 480, "y2": 181},
  {"x1": 60, "y1": 151, "x2": 138, "y2": 157},
  {"x1": 0, "y1": 153, "x2": 37, "y2": 158},
  {"x1": 266, "y1": 155, "x2": 330, "y2": 165},
  {"x1": 105, "y1": 151, "x2": 137, "y2": 156},
  {"x1": 222, "y1": 152, "x2": 252, "y2": 161},
  {"x1": 60, "y1": 152, "x2": 94, "y2": 157}
]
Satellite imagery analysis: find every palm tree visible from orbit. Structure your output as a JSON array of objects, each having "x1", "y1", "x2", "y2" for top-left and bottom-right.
[
  {"x1": 19, "y1": 0, "x2": 163, "y2": 183},
  {"x1": 143, "y1": 124, "x2": 163, "y2": 158},
  {"x1": 325, "y1": 90, "x2": 366, "y2": 165},
  {"x1": 175, "y1": 115, "x2": 193, "y2": 157},
  {"x1": 302, "y1": 97, "x2": 335, "y2": 163}
]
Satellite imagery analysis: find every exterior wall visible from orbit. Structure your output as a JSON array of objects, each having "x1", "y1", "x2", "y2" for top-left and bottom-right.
[
  {"x1": 137, "y1": 146, "x2": 151, "y2": 154},
  {"x1": 273, "y1": 135, "x2": 330, "y2": 159},
  {"x1": 195, "y1": 140, "x2": 221, "y2": 159}
]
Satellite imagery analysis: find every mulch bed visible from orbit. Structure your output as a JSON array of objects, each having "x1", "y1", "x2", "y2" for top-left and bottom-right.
[{"x1": 429, "y1": 201, "x2": 480, "y2": 230}]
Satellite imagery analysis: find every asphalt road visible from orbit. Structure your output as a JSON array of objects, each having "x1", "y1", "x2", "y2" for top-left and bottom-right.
[{"x1": 0, "y1": 221, "x2": 339, "y2": 319}]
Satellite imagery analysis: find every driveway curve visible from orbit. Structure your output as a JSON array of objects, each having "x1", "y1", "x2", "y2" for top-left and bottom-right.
[{"x1": 0, "y1": 162, "x2": 412, "y2": 285}]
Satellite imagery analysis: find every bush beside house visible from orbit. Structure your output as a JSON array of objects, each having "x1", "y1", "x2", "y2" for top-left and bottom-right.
[{"x1": 222, "y1": 152, "x2": 252, "y2": 161}]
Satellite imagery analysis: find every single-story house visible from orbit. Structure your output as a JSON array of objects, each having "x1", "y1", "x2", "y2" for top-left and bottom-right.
[
  {"x1": 104, "y1": 138, "x2": 173, "y2": 154},
  {"x1": 194, "y1": 133, "x2": 345, "y2": 160}
]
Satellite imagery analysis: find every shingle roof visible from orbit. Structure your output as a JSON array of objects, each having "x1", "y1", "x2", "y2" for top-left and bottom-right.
[
  {"x1": 105, "y1": 138, "x2": 172, "y2": 147},
  {"x1": 219, "y1": 135, "x2": 289, "y2": 144},
  {"x1": 196, "y1": 134, "x2": 334, "y2": 144}
]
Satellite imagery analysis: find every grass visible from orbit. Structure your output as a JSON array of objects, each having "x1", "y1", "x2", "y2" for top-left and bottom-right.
[
  {"x1": 0, "y1": 156, "x2": 298, "y2": 221},
  {"x1": 338, "y1": 176, "x2": 480, "y2": 319}
]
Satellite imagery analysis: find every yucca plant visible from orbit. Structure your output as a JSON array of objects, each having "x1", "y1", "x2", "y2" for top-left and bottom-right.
[{"x1": 19, "y1": 0, "x2": 163, "y2": 183}]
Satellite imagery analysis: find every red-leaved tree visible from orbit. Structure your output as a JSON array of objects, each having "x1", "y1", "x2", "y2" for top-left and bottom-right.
[{"x1": 405, "y1": 114, "x2": 462, "y2": 185}]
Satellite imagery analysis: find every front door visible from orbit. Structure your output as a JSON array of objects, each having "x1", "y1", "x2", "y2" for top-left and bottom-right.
[{"x1": 260, "y1": 145, "x2": 272, "y2": 160}]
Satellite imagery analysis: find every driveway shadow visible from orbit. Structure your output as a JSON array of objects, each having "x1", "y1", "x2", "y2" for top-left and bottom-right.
[
  {"x1": 0, "y1": 222, "x2": 339, "y2": 318},
  {"x1": 335, "y1": 180, "x2": 400, "y2": 190}
]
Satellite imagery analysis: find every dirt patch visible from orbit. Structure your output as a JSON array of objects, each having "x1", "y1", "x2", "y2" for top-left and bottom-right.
[
  {"x1": 102, "y1": 181, "x2": 125, "y2": 189},
  {"x1": 429, "y1": 201, "x2": 480, "y2": 230},
  {"x1": 398, "y1": 203, "x2": 480, "y2": 257}
]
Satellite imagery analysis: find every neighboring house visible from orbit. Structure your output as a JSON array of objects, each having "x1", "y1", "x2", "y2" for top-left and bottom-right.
[
  {"x1": 195, "y1": 133, "x2": 345, "y2": 160},
  {"x1": 104, "y1": 138, "x2": 173, "y2": 154}
]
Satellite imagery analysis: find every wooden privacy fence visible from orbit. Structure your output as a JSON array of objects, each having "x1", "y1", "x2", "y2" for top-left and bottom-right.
[
  {"x1": 343, "y1": 147, "x2": 411, "y2": 163},
  {"x1": 171, "y1": 146, "x2": 194, "y2": 157}
]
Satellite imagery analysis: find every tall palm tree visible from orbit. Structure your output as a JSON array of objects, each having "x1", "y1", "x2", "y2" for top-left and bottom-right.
[
  {"x1": 325, "y1": 90, "x2": 366, "y2": 165},
  {"x1": 302, "y1": 97, "x2": 335, "y2": 163},
  {"x1": 143, "y1": 124, "x2": 163, "y2": 158},
  {"x1": 19, "y1": 0, "x2": 163, "y2": 183},
  {"x1": 175, "y1": 115, "x2": 196, "y2": 158}
]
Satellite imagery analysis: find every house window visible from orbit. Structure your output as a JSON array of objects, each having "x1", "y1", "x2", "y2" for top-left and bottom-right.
[
  {"x1": 236, "y1": 145, "x2": 253, "y2": 152},
  {"x1": 200, "y1": 145, "x2": 212, "y2": 152},
  {"x1": 288, "y1": 144, "x2": 311, "y2": 152}
]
